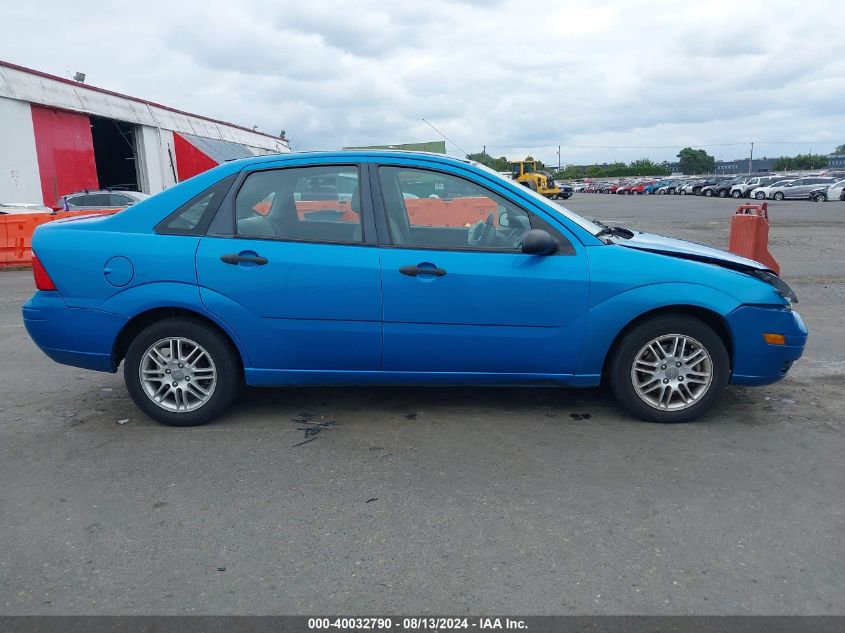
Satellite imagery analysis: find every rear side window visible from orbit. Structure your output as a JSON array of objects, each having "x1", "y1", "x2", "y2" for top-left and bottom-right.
[
  {"x1": 88, "y1": 193, "x2": 112, "y2": 207},
  {"x1": 66, "y1": 195, "x2": 90, "y2": 207},
  {"x1": 234, "y1": 165, "x2": 363, "y2": 244},
  {"x1": 110, "y1": 194, "x2": 134, "y2": 206},
  {"x1": 156, "y1": 174, "x2": 236, "y2": 236}
]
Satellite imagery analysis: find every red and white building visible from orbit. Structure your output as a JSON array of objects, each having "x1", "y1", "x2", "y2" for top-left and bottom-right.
[{"x1": 0, "y1": 60, "x2": 290, "y2": 207}]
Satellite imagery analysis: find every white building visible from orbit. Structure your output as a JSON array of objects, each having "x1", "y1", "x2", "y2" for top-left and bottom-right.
[{"x1": 0, "y1": 60, "x2": 290, "y2": 207}]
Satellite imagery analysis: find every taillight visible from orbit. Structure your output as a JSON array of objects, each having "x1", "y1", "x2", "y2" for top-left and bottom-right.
[{"x1": 32, "y1": 255, "x2": 57, "y2": 291}]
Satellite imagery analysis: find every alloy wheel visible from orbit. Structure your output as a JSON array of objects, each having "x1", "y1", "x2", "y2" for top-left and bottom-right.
[
  {"x1": 631, "y1": 334, "x2": 713, "y2": 411},
  {"x1": 139, "y1": 337, "x2": 217, "y2": 412}
]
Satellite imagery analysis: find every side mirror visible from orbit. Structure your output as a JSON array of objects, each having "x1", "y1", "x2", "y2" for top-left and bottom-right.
[{"x1": 522, "y1": 229, "x2": 557, "y2": 256}]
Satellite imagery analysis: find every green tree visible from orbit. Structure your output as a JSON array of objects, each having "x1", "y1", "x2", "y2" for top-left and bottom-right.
[
  {"x1": 833, "y1": 144, "x2": 845, "y2": 155},
  {"x1": 523, "y1": 155, "x2": 547, "y2": 171},
  {"x1": 585, "y1": 165, "x2": 605, "y2": 178},
  {"x1": 773, "y1": 154, "x2": 829, "y2": 170},
  {"x1": 676, "y1": 147, "x2": 715, "y2": 175},
  {"x1": 467, "y1": 152, "x2": 510, "y2": 172},
  {"x1": 554, "y1": 165, "x2": 586, "y2": 180},
  {"x1": 629, "y1": 158, "x2": 668, "y2": 176}
]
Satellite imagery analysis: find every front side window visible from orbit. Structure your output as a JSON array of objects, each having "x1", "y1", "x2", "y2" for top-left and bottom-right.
[
  {"x1": 378, "y1": 166, "x2": 573, "y2": 253},
  {"x1": 235, "y1": 165, "x2": 362, "y2": 243}
]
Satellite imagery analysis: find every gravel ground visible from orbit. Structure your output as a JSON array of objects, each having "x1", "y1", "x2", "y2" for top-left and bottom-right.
[{"x1": 0, "y1": 195, "x2": 842, "y2": 615}]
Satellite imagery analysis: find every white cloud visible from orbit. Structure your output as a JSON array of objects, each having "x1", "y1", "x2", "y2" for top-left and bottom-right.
[{"x1": 2, "y1": 0, "x2": 844, "y2": 165}]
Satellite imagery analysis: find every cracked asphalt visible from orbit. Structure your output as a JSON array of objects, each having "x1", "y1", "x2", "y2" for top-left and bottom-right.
[{"x1": 1, "y1": 195, "x2": 842, "y2": 614}]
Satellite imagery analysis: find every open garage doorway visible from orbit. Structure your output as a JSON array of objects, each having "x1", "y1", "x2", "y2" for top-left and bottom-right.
[{"x1": 90, "y1": 116, "x2": 139, "y2": 191}]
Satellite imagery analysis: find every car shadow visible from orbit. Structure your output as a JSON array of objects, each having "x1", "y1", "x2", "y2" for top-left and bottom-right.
[{"x1": 227, "y1": 383, "x2": 619, "y2": 424}]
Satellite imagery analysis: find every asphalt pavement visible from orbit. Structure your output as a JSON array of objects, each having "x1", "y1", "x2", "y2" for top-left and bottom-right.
[{"x1": 1, "y1": 195, "x2": 842, "y2": 615}]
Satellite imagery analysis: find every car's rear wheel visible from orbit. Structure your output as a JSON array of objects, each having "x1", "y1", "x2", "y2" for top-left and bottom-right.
[
  {"x1": 680, "y1": 189, "x2": 687, "y2": 195},
  {"x1": 773, "y1": 192, "x2": 785, "y2": 201},
  {"x1": 704, "y1": 189, "x2": 713, "y2": 197},
  {"x1": 718, "y1": 189, "x2": 729, "y2": 198},
  {"x1": 608, "y1": 315, "x2": 729, "y2": 423},
  {"x1": 731, "y1": 190, "x2": 742, "y2": 198},
  {"x1": 812, "y1": 193, "x2": 827, "y2": 202},
  {"x1": 755, "y1": 191, "x2": 766, "y2": 200},
  {"x1": 124, "y1": 318, "x2": 242, "y2": 426}
]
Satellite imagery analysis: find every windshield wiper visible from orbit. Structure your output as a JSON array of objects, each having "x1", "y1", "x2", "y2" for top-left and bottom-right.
[{"x1": 593, "y1": 220, "x2": 634, "y2": 239}]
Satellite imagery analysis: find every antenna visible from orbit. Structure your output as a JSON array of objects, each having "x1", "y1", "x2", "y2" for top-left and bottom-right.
[{"x1": 421, "y1": 118, "x2": 470, "y2": 157}]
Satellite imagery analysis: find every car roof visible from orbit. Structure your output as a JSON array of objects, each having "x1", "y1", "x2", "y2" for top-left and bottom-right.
[
  {"x1": 66, "y1": 189, "x2": 148, "y2": 197},
  {"x1": 232, "y1": 149, "x2": 473, "y2": 169}
]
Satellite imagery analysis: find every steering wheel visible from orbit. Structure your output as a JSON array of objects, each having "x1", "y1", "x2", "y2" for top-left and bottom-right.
[{"x1": 467, "y1": 213, "x2": 495, "y2": 247}]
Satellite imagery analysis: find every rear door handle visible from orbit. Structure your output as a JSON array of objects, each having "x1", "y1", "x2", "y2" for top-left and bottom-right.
[
  {"x1": 399, "y1": 264, "x2": 447, "y2": 277},
  {"x1": 220, "y1": 253, "x2": 268, "y2": 265}
]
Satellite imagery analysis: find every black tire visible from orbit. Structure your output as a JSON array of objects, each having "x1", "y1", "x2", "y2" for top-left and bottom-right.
[
  {"x1": 608, "y1": 314, "x2": 729, "y2": 423},
  {"x1": 731, "y1": 190, "x2": 742, "y2": 198},
  {"x1": 680, "y1": 189, "x2": 687, "y2": 195},
  {"x1": 668, "y1": 188, "x2": 676, "y2": 195},
  {"x1": 124, "y1": 317, "x2": 242, "y2": 426},
  {"x1": 755, "y1": 191, "x2": 766, "y2": 200},
  {"x1": 773, "y1": 192, "x2": 784, "y2": 201},
  {"x1": 704, "y1": 189, "x2": 713, "y2": 197},
  {"x1": 718, "y1": 189, "x2": 728, "y2": 198},
  {"x1": 812, "y1": 193, "x2": 826, "y2": 202}
]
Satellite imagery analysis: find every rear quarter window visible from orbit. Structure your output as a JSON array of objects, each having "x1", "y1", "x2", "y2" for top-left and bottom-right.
[{"x1": 156, "y1": 174, "x2": 237, "y2": 236}]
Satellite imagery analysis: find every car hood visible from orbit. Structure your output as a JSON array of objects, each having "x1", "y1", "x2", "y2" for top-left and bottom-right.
[{"x1": 613, "y1": 231, "x2": 771, "y2": 272}]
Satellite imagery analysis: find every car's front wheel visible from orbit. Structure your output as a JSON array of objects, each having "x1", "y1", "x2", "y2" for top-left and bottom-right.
[
  {"x1": 812, "y1": 193, "x2": 827, "y2": 202},
  {"x1": 124, "y1": 318, "x2": 242, "y2": 426},
  {"x1": 755, "y1": 191, "x2": 766, "y2": 200},
  {"x1": 608, "y1": 315, "x2": 729, "y2": 423},
  {"x1": 731, "y1": 190, "x2": 742, "y2": 198}
]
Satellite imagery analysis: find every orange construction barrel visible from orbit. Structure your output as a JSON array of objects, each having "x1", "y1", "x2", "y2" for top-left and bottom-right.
[{"x1": 728, "y1": 202, "x2": 780, "y2": 275}]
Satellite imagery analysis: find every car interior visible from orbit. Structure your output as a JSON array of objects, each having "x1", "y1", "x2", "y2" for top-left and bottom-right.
[
  {"x1": 236, "y1": 167, "x2": 362, "y2": 243},
  {"x1": 231, "y1": 165, "x2": 567, "y2": 253},
  {"x1": 377, "y1": 166, "x2": 536, "y2": 250}
]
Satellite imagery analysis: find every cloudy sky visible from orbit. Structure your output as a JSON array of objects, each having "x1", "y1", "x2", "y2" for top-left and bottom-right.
[{"x1": 3, "y1": 0, "x2": 844, "y2": 166}]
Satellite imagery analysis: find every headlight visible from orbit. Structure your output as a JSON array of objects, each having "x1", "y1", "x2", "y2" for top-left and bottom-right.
[{"x1": 750, "y1": 270, "x2": 798, "y2": 304}]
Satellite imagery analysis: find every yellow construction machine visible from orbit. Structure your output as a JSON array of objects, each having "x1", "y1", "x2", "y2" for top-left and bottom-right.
[{"x1": 510, "y1": 160, "x2": 568, "y2": 199}]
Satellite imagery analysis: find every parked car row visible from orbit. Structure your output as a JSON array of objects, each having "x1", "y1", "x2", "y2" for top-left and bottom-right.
[{"x1": 567, "y1": 174, "x2": 845, "y2": 202}]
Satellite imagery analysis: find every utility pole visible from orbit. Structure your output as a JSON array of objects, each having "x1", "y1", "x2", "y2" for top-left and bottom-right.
[
  {"x1": 557, "y1": 145, "x2": 561, "y2": 173},
  {"x1": 748, "y1": 141, "x2": 754, "y2": 174},
  {"x1": 483, "y1": 145, "x2": 486, "y2": 157}
]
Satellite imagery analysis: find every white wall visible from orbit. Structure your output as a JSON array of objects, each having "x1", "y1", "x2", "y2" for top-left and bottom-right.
[
  {"x1": 135, "y1": 125, "x2": 177, "y2": 194},
  {"x1": 0, "y1": 63, "x2": 291, "y2": 154},
  {"x1": 0, "y1": 96, "x2": 43, "y2": 204}
]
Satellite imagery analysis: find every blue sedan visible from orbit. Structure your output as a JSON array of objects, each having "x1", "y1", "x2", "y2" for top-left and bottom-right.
[{"x1": 23, "y1": 151, "x2": 807, "y2": 426}]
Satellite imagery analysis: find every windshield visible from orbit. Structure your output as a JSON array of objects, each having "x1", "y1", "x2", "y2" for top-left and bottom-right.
[{"x1": 473, "y1": 161, "x2": 603, "y2": 236}]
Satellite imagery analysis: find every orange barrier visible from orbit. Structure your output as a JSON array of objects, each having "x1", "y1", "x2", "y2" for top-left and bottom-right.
[
  {"x1": 255, "y1": 197, "x2": 500, "y2": 228},
  {"x1": 405, "y1": 197, "x2": 498, "y2": 227},
  {"x1": 0, "y1": 209, "x2": 119, "y2": 268},
  {"x1": 728, "y1": 202, "x2": 780, "y2": 275}
]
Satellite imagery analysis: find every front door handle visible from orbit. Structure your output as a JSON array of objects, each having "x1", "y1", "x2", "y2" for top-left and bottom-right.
[
  {"x1": 399, "y1": 264, "x2": 447, "y2": 277},
  {"x1": 220, "y1": 253, "x2": 268, "y2": 265}
]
